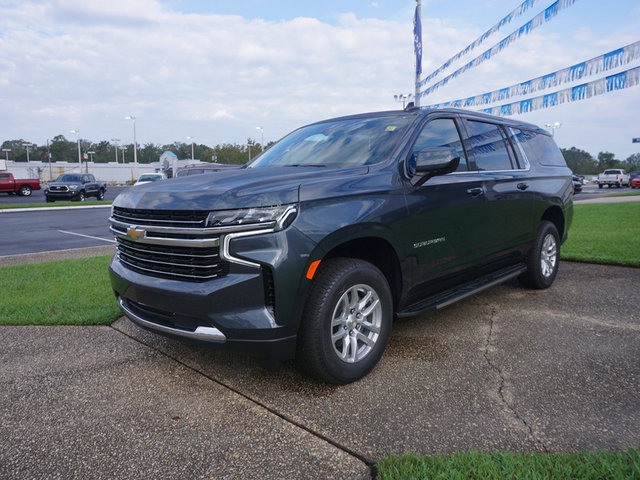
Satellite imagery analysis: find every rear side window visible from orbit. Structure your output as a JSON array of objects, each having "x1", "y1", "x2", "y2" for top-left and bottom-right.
[
  {"x1": 516, "y1": 129, "x2": 566, "y2": 167},
  {"x1": 0, "y1": 173, "x2": 10, "y2": 180},
  {"x1": 465, "y1": 120, "x2": 514, "y2": 171}
]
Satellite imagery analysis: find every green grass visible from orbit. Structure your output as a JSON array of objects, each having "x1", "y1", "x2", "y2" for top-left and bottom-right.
[
  {"x1": 604, "y1": 190, "x2": 640, "y2": 198},
  {"x1": 0, "y1": 200, "x2": 112, "y2": 209},
  {"x1": 561, "y1": 203, "x2": 640, "y2": 267},
  {"x1": 0, "y1": 255, "x2": 121, "y2": 325},
  {"x1": 376, "y1": 449, "x2": 640, "y2": 480}
]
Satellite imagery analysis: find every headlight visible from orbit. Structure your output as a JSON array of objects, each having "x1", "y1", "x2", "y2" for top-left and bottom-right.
[
  {"x1": 68, "y1": 185, "x2": 79, "y2": 191},
  {"x1": 205, "y1": 205, "x2": 297, "y2": 230}
]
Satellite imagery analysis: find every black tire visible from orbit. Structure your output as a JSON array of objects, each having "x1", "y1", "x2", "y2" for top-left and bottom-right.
[
  {"x1": 19, "y1": 185, "x2": 32, "y2": 196},
  {"x1": 598, "y1": 184, "x2": 603, "y2": 189},
  {"x1": 296, "y1": 258, "x2": 393, "y2": 384},
  {"x1": 45, "y1": 195, "x2": 53, "y2": 203},
  {"x1": 518, "y1": 221, "x2": 560, "y2": 290},
  {"x1": 77, "y1": 190, "x2": 86, "y2": 202},
  {"x1": 97, "y1": 189, "x2": 105, "y2": 200}
]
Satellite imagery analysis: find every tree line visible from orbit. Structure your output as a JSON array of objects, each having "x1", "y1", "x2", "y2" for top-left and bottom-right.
[
  {"x1": 1, "y1": 135, "x2": 274, "y2": 165},
  {"x1": 2, "y1": 135, "x2": 639, "y2": 175}
]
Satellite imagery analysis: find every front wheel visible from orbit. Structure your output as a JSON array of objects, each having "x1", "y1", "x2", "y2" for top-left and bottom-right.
[
  {"x1": 19, "y1": 185, "x2": 32, "y2": 196},
  {"x1": 296, "y1": 258, "x2": 392, "y2": 384},
  {"x1": 77, "y1": 190, "x2": 86, "y2": 202},
  {"x1": 519, "y1": 221, "x2": 560, "y2": 290},
  {"x1": 97, "y1": 189, "x2": 105, "y2": 200}
]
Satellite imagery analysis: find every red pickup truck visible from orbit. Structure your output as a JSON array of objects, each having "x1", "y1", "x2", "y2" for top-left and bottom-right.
[{"x1": 0, "y1": 172, "x2": 41, "y2": 196}]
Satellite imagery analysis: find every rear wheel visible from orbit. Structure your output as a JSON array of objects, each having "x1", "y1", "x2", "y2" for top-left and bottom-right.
[
  {"x1": 519, "y1": 221, "x2": 560, "y2": 290},
  {"x1": 19, "y1": 185, "x2": 32, "y2": 196},
  {"x1": 296, "y1": 258, "x2": 392, "y2": 384}
]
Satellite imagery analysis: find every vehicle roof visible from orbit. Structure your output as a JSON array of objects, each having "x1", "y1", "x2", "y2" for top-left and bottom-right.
[{"x1": 310, "y1": 107, "x2": 548, "y2": 136}]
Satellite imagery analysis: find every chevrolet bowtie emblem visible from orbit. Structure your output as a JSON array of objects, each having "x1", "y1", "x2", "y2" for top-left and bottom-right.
[{"x1": 127, "y1": 226, "x2": 145, "y2": 241}]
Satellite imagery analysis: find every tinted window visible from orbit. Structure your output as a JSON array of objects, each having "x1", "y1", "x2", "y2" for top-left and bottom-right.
[
  {"x1": 516, "y1": 130, "x2": 566, "y2": 167},
  {"x1": 506, "y1": 128, "x2": 532, "y2": 169},
  {"x1": 411, "y1": 118, "x2": 468, "y2": 171},
  {"x1": 0, "y1": 173, "x2": 9, "y2": 180},
  {"x1": 465, "y1": 120, "x2": 513, "y2": 171}
]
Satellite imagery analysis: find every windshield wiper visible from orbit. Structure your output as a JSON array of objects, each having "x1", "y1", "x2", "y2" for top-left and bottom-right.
[{"x1": 286, "y1": 164, "x2": 327, "y2": 168}]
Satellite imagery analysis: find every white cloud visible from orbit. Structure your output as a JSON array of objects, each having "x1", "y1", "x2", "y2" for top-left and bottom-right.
[{"x1": 0, "y1": 0, "x2": 639, "y2": 159}]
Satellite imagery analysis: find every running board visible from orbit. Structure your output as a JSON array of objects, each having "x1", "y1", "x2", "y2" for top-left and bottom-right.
[{"x1": 396, "y1": 264, "x2": 527, "y2": 318}]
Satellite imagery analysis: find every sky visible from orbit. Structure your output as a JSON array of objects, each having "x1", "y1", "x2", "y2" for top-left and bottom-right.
[{"x1": 0, "y1": 0, "x2": 639, "y2": 159}]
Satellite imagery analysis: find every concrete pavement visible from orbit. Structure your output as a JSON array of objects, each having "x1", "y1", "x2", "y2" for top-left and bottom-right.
[{"x1": 1, "y1": 261, "x2": 639, "y2": 479}]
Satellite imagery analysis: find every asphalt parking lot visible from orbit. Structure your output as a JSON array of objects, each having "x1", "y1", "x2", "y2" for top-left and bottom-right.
[{"x1": 1, "y1": 260, "x2": 638, "y2": 479}]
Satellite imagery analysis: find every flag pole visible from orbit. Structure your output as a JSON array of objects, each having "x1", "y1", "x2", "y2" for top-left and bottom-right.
[{"x1": 414, "y1": 0, "x2": 422, "y2": 107}]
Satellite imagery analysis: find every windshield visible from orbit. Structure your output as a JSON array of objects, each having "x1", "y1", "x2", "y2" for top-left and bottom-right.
[
  {"x1": 138, "y1": 174, "x2": 162, "y2": 181},
  {"x1": 56, "y1": 174, "x2": 82, "y2": 182},
  {"x1": 249, "y1": 116, "x2": 412, "y2": 168}
]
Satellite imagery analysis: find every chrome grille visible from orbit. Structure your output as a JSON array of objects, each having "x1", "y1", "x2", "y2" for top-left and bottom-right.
[
  {"x1": 112, "y1": 206, "x2": 208, "y2": 228},
  {"x1": 116, "y1": 238, "x2": 227, "y2": 282},
  {"x1": 50, "y1": 185, "x2": 69, "y2": 192}
]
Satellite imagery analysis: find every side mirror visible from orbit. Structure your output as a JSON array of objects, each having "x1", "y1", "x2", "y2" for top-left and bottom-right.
[{"x1": 414, "y1": 147, "x2": 460, "y2": 174}]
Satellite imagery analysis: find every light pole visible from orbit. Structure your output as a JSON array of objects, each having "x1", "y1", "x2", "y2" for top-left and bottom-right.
[
  {"x1": 2, "y1": 148, "x2": 11, "y2": 162},
  {"x1": 22, "y1": 143, "x2": 34, "y2": 163},
  {"x1": 111, "y1": 138, "x2": 120, "y2": 163},
  {"x1": 187, "y1": 136, "x2": 195, "y2": 161},
  {"x1": 256, "y1": 126, "x2": 264, "y2": 151},
  {"x1": 70, "y1": 129, "x2": 82, "y2": 170},
  {"x1": 545, "y1": 122, "x2": 562, "y2": 138},
  {"x1": 125, "y1": 115, "x2": 137, "y2": 175},
  {"x1": 394, "y1": 93, "x2": 413, "y2": 109},
  {"x1": 119, "y1": 146, "x2": 127, "y2": 163}
]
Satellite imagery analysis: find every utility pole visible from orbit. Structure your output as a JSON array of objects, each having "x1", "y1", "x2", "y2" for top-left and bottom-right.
[{"x1": 414, "y1": 0, "x2": 422, "y2": 107}]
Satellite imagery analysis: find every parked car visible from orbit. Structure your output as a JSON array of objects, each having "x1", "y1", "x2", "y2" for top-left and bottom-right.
[
  {"x1": 631, "y1": 177, "x2": 640, "y2": 188},
  {"x1": 572, "y1": 174, "x2": 583, "y2": 193},
  {"x1": 109, "y1": 108, "x2": 573, "y2": 384},
  {"x1": 174, "y1": 163, "x2": 241, "y2": 177},
  {"x1": 134, "y1": 173, "x2": 166, "y2": 186},
  {"x1": 596, "y1": 169, "x2": 630, "y2": 188},
  {"x1": 629, "y1": 171, "x2": 640, "y2": 183},
  {"x1": 45, "y1": 173, "x2": 106, "y2": 202},
  {"x1": 0, "y1": 172, "x2": 41, "y2": 196}
]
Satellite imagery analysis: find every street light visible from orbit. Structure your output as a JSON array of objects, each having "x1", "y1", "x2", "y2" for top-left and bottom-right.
[
  {"x1": 394, "y1": 93, "x2": 413, "y2": 109},
  {"x1": 111, "y1": 138, "x2": 120, "y2": 164},
  {"x1": 2, "y1": 148, "x2": 11, "y2": 162},
  {"x1": 125, "y1": 115, "x2": 137, "y2": 175},
  {"x1": 545, "y1": 122, "x2": 562, "y2": 138},
  {"x1": 119, "y1": 146, "x2": 127, "y2": 164},
  {"x1": 22, "y1": 143, "x2": 34, "y2": 163},
  {"x1": 70, "y1": 129, "x2": 82, "y2": 169},
  {"x1": 187, "y1": 136, "x2": 195, "y2": 161},
  {"x1": 256, "y1": 126, "x2": 264, "y2": 152}
]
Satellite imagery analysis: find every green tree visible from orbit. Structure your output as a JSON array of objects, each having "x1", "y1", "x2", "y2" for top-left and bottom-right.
[
  {"x1": 597, "y1": 151, "x2": 618, "y2": 170},
  {"x1": 624, "y1": 153, "x2": 640, "y2": 171},
  {"x1": 561, "y1": 147, "x2": 597, "y2": 175}
]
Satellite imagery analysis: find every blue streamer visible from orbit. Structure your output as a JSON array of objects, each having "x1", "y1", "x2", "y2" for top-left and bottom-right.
[{"x1": 606, "y1": 71, "x2": 626, "y2": 91}]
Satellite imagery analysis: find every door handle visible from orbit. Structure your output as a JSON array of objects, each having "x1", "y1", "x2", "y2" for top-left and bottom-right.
[
  {"x1": 466, "y1": 187, "x2": 484, "y2": 197},
  {"x1": 517, "y1": 183, "x2": 529, "y2": 191}
]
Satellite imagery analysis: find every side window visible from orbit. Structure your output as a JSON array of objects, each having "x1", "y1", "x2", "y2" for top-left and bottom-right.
[
  {"x1": 411, "y1": 118, "x2": 468, "y2": 172},
  {"x1": 465, "y1": 120, "x2": 514, "y2": 171},
  {"x1": 0, "y1": 173, "x2": 10, "y2": 180},
  {"x1": 518, "y1": 130, "x2": 566, "y2": 167},
  {"x1": 507, "y1": 128, "x2": 531, "y2": 169}
]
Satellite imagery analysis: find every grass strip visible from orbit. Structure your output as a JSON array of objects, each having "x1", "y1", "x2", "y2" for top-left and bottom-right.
[
  {"x1": 0, "y1": 200, "x2": 112, "y2": 209},
  {"x1": 376, "y1": 449, "x2": 640, "y2": 480},
  {"x1": 0, "y1": 255, "x2": 120, "y2": 326},
  {"x1": 561, "y1": 202, "x2": 640, "y2": 267},
  {"x1": 604, "y1": 190, "x2": 640, "y2": 198}
]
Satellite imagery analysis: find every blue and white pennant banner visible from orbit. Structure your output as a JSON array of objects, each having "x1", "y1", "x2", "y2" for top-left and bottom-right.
[
  {"x1": 424, "y1": 41, "x2": 640, "y2": 109},
  {"x1": 418, "y1": 0, "x2": 579, "y2": 96},
  {"x1": 478, "y1": 66, "x2": 640, "y2": 116},
  {"x1": 419, "y1": 0, "x2": 544, "y2": 87}
]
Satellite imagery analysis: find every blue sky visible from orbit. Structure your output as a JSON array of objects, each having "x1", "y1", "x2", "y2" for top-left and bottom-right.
[{"x1": 1, "y1": 0, "x2": 639, "y2": 159}]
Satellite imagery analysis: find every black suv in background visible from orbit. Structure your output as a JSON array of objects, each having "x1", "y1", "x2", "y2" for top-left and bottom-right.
[
  {"x1": 109, "y1": 108, "x2": 573, "y2": 384},
  {"x1": 45, "y1": 173, "x2": 106, "y2": 202}
]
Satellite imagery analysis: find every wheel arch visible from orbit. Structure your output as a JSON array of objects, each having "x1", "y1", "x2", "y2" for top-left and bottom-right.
[{"x1": 540, "y1": 205, "x2": 565, "y2": 241}]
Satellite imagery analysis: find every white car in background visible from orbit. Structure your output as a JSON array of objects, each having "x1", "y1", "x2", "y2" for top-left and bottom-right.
[{"x1": 134, "y1": 173, "x2": 166, "y2": 186}]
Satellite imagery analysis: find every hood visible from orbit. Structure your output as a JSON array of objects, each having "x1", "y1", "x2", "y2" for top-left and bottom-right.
[{"x1": 113, "y1": 166, "x2": 368, "y2": 211}]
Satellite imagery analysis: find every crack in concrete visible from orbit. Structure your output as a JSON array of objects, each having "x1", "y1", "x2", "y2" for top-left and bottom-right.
[
  {"x1": 109, "y1": 324, "x2": 376, "y2": 479},
  {"x1": 483, "y1": 305, "x2": 549, "y2": 453}
]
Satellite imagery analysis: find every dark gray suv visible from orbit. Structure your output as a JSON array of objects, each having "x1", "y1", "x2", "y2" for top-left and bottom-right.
[{"x1": 109, "y1": 108, "x2": 573, "y2": 384}]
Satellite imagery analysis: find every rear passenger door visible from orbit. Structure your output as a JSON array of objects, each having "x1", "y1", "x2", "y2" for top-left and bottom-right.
[{"x1": 460, "y1": 118, "x2": 534, "y2": 261}]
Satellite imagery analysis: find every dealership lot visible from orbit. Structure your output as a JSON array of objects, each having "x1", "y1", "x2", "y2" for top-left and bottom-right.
[{"x1": 1, "y1": 260, "x2": 638, "y2": 478}]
